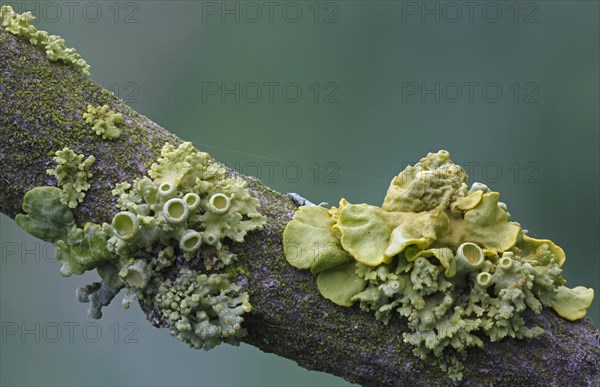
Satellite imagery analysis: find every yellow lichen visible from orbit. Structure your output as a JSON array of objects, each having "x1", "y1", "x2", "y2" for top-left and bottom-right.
[{"x1": 283, "y1": 150, "x2": 595, "y2": 381}]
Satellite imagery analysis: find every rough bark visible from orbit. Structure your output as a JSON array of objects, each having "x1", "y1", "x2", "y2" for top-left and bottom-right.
[{"x1": 1, "y1": 28, "x2": 599, "y2": 387}]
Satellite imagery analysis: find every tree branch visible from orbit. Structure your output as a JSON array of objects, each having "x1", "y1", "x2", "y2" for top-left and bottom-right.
[{"x1": 1, "y1": 28, "x2": 599, "y2": 387}]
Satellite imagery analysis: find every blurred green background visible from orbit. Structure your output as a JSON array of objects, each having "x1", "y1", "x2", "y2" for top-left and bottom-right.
[{"x1": 1, "y1": 1, "x2": 598, "y2": 386}]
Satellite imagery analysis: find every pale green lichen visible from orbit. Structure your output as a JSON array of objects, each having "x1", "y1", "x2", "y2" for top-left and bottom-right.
[
  {"x1": 382, "y1": 149, "x2": 466, "y2": 212},
  {"x1": 15, "y1": 142, "x2": 265, "y2": 348},
  {"x1": 154, "y1": 268, "x2": 251, "y2": 350},
  {"x1": 54, "y1": 222, "x2": 113, "y2": 277},
  {"x1": 283, "y1": 150, "x2": 595, "y2": 381},
  {"x1": 119, "y1": 259, "x2": 152, "y2": 289},
  {"x1": 283, "y1": 205, "x2": 352, "y2": 273},
  {"x1": 14, "y1": 186, "x2": 75, "y2": 243},
  {"x1": 46, "y1": 147, "x2": 95, "y2": 208},
  {"x1": 76, "y1": 281, "x2": 121, "y2": 319},
  {"x1": 551, "y1": 285, "x2": 595, "y2": 321},
  {"x1": 14, "y1": 186, "x2": 113, "y2": 276},
  {"x1": 195, "y1": 179, "x2": 265, "y2": 248},
  {"x1": 0, "y1": 5, "x2": 90, "y2": 75},
  {"x1": 83, "y1": 104, "x2": 123, "y2": 140},
  {"x1": 316, "y1": 262, "x2": 366, "y2": 307}
]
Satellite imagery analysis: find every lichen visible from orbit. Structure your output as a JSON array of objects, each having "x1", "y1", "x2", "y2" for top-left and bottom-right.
[
  {"x1": 46, "y1": 147, "x2": 95, "y2": 208},
  {"x1": 0, "y1": 5, "x2": 90, "y2": 75},
  {"x1": 14, "y1": 186, "x2": 113, "y2": 276},
  {"x1": 283, "y1": 205, "x2": 352, "y2": 273},
  {"x1": 83, "y1": 104, "x2": 123, "y2": 140},
  {"x1": 154, "y1": 268, "x2": 252, "y2": 350},
  {"x1": 76, "y1": 281, "x2": 121, "y2": 319},
  {"x1": 283, "y1": 150, "x2": 595, "y2": 381},
  {"x1": 14, "y1": 186, "x2": 75, "y2": 243},
  {"x1": 14, "y1": 142, "x2": 265, "y2": 349},
  {"x1": 381, "y1": 149, "x2": 466, "y2": 212},
  {"x1": 551, "y1": 285, "x2": 595, "y2": 321}
]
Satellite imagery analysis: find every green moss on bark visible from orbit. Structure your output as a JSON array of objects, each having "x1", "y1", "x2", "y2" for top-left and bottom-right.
[{"x1": 0, "y1": 28, "x2": 180, "y2": 224}]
